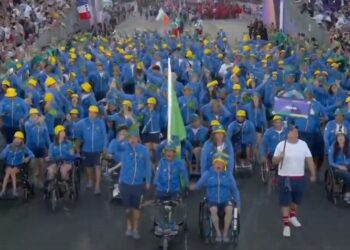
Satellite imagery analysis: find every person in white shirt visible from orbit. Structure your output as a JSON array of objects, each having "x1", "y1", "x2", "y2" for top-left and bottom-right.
[{"x1": 273, "y1": 125, "x2": 316, "y2": 238}]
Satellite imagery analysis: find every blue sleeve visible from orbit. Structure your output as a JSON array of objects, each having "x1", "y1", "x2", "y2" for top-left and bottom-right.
[
  {"x1": 194, "y1": 171, "x2": 209, "y2": 190},
  {"x1": 260, "y1": 131, "x2": 268, "y2": 157},
  {"x1": 25, "y1": 146, "x2": 34, "y2": 159},
  {"x1": 227, "y1": 141, "x2": 235, "y2": 172},
  {"x1": 179, "y1": 161, "x2": 189, "y2": 187},
  {"x1": 200, "y1": 142, "x2": 210, "y2": 175},
  {"x1": 323, "y1": 123, "x2": 330, "y2": 150},
  {"x1": 153, "y1": 162, "x2": 161, "y2": 186},
  {"x1": 0, "y1": 145, "x2": 9, "y2": 159},
  {"x1": 44, "y1": 125, "x2": 51, "y2": 149},
  {"x1": 144, "y1": 147, "x2": 152, "y2": 185},
  {"x1": 327, "y1": 146, "x2": 339, "y2": 168},
  {"x1": 101, "y1": 120, "x2": 108, "y2": 150},
  {"x1": 229, "y1": 174, "x2": 241, "y2": 207},
  {"x1": 75, "y1": 120, "x2": 84, "y2": 140}
]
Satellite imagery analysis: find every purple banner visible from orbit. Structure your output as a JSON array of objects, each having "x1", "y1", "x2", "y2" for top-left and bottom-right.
[{"x1": 273, "y1": 97, "x2": 311, "y2": 118}]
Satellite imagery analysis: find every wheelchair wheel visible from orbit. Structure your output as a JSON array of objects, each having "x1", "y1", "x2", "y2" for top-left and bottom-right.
[
  {"x1": 70, "y1": 167, "x2": 80, "y2": 201},
  {"x1": 22, "y1": 187, "x2": 29, "y2": 202},
  {"x1": 230, "y1": 208, "x2": 240, "y2": 247},
  {"x1": 51, "y1": 188, "x2": 58, "y2": 212},
  {"x1": 324, "y1": 169, "x2": 334, "y2": 202},
  {"x1": 261, "y1": 162, "x2": 268, "y2": 184},
  {"x1": 198, "y1": 200, "x2": 206, "y2": 239}
]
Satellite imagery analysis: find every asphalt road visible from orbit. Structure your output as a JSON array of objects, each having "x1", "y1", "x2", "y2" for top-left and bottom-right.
[
  {"x1": 0, "y1": 169, "x2": 349, "y2": 250},
  {"x1": 1, "y1": 16, "x2": 350, "y2": 250}
]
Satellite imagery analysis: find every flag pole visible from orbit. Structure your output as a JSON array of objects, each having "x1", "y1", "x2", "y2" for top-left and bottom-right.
[{"x1": 167, "y1": 58, "x2": 172, "y2": 142}]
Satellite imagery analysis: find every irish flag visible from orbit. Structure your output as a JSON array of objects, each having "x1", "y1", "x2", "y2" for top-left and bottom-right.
[
  {"x1": 156, "y1": 8, "x2": 169, "y2": 26},
  {"x1": 77, "y1": 0, "x2": 91, "y2": 20},
  {"x1": 167, "y1": 58, "x2": 186, "y2": 145}
]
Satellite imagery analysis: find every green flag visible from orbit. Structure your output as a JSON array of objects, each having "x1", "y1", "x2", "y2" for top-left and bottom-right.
[{"x1": 167, "y1": 59, "x2": 186, "y2": 143}]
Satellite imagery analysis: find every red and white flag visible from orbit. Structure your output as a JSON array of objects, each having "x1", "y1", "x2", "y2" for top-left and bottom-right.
[{"x1": 77, "y1": 0, "x2": 91, "y2": 20}]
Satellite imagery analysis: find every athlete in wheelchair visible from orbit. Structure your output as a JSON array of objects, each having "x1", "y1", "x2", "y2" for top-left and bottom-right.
[
  {"x1": 227, "y1": 109, "x2": 256, "y2": 173},
  {"x1": 326, "y1": 129, "x2": 350, "y2": 204},
  {"x1": 44, "y1": 125, "x2": 80, "y2": 210},
  {"x1": 0, "y1": 131, "x2": 34, "y2": 200},
  {"x1": 191, "y1": 152, "x2": 241, "y2": 244},
  {"x1": 152, "y1": 142, "x2": 189, "y2": 247}
]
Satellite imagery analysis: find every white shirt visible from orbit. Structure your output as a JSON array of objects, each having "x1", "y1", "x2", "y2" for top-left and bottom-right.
[{"x1": 274, "y1": 139, "x2": 312, "y2": 177}]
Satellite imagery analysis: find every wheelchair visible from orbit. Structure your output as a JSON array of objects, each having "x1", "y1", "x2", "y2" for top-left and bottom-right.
[
  {"x1": 0, "y1": 161, "x2": 34, "y2": 202},
  {"x1": 151, "y1": 199, "x2": 188, "y2": 250},
  {"x1": 234, "y1": 142, "x2": 254, "y2": 177},
  {"x1": 44, "y1": 159, "x2": 81, "y2": 211},
  {"x1": 260, "y1": 155, "x2": 278, "y2": 195},
  {"x1": 324, "y1": 167, "x2": 347, "y2": 206},
  {"x1": 101, "y1": 157, "x2": 121, "y2": 202},
  {"x1": 198, "y1": 197, "x2": 239, "y2": 246}
]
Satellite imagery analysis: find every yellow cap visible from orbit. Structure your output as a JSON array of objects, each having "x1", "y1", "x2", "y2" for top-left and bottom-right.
[
  {"x1": 331, "y1": 63, "x2": 339, "y2": 68},
  {"x1": 186, "y1": 50, "x2": 193, "y2": 59},
  {"x1": 236, "y1": 110, "x2": 246, "y2": 117},
  {"x1": 261, "y1": 59, "x2": 267, "y2": 64},
  {"x1": 176, "y1": 43, "x2": 182, "y2": 48},
  {"x1": 5, "y1": 88, "x2": 17, "y2": 98},
  {"x1": 243, "y1": 45, "x2": 250, "y2": 52},
  {"x1": 49, "y1": 56, "x2": 57, "y2": 65},
  {"x1": 203, "y1": 39, "x2": 209, "y2": 46},
  {"x1": 98, "y1": 46, "x2": 105, "y2": 52},
  {"x1": 69, "y1": 72, "x2": 76, "y2": 78},
  {"x1": 327, "y1": 58, "x2": 334, "y2": 63},
  {"x1": 54, "y1": 125, "x2": 65, "y2": 136},
  {"x1": 29, "y1": 108, "x2": 39, "y2": 115},
  {"x1": 70, "y1": 108, "x2": 79, "y2": 115},
  {"x1": 207, "y1": 80, "x2": 218, "y2": 88},
  {"x1": 243, "y1": 34, "x2": 249, "y2": 43},
  {"x1": 89, "y1": 105, "x2": 99, "y2": 113},
  {"x1": 346, "y1": 97, "x2": 350, "y2": 103},
  {"x1": 154, "y1": 44, "x2": 159, "y2": 50},
  {"x1": 213, "y1": 157, "x2": 227, "y2": 165},
  {"x1": 85, "y1": 53, "x2": 92, "y2": 60},
  {"x1": 16, "y1": 63, "x2": 22, "y2": 69},
  {"x1": 162, "y1": 43, "x2": 168, "y2": 49},
  {"x1": 204, "y1": 48, "x2": 211, "y2": 55},
  {"x1": 122, "y1": 100, "x2": 132, "y2": 108},
  {"x1": 124, "y1": 54, "x2": 133, "y2": 60},
  {"x1": 28, "y1": 78, "x2": 37, "y2": 86},
  {"x1": 14, "y1": 131, "x2": 24, "y2": 140},
  {"x1": 246, "y1": 78, "x2": 253, "y2": 87},
  {"x1": 70, "y1": 53, "x2": 77, "y2": 60},
  {"x1": 210, "y1": 120, "x2": 220, "y2": 126},
  {"x1": 44, "y1": 92, "x2": 54, "y2": 102},
  {"x1": 105, "y1": 51, "x2": 112, "y2": 57},
  {"x1": 147, "y1": 97, "x2": 157, "y2": 105},
  {"x1": 71, "y1": 93, "x2": 79, "y2": 99},
  {"x1": 218, "y1": 53, "x2": 223, "y2": 59},
  {"x1": 136, "y1": 62, "x2": 144, "y2": 69},
  {"x1": 233, "y1": 84, "x2": 241, "y2": 90},
  {"x1": 272, "y1": 71, "x2": 278, "y2": 75},
  {"x1": 272, "y1": 115, "x2": 282, "y2": 121},
  {"x1": 81, "y1": 82, "x2": 92, "y2": 92},
  {"x1": 69, "y1": 48, "x2": 76, "y2": 53},
  {"x1": 314, "y1": 70, "x2": 321, "y2": 75},
  {"x1": 278, "y1": 60, "x2": 284, "y2": 65},
  {"x1": 60, "y1": 46, "x2": 66, "y2": 51},
  {"x1": 45, "y1": 77, "x2": 57, "y2": 87},
  {"x1": 232, "y1": 66, "x2": 240, "y2": 75},
  {"x1": 2, "y1": 79, "x2": 10, "y2": 86}
]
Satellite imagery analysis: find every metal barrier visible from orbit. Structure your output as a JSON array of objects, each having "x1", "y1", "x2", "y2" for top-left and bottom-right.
[{"x1": 282, "y1": 0, "x2": 330, "y2": 47}]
